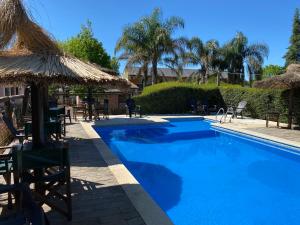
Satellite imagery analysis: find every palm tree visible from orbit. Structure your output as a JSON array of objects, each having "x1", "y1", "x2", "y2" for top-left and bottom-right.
[
  {"x1": 115, "y1": 8, "x2": 184, "y2": 84},
  {"x1": 187, "y1": 37, "x2": 221, "y2": 84},
  {"x1": 222, "y1": 32, "x2": 269, "y2": 85},
  {"x1": 115, "y1": 21, "x2": 150, "y2": 87},
  {"x1": 163, "y1": 38, "x2": 189, "y2": 80}
]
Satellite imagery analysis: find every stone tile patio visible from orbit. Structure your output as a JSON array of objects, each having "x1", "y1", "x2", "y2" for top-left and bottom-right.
[
  {"x1": 205, "y1": 115, "x2": 300, "y2": 147},
  {"x1": 45, "y1": 122, "x2": 146, "y2": 225}
]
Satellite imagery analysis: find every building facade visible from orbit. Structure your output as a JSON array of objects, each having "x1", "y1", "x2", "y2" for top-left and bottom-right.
[
  {"x1": 0, "y1": 86, "x2": 24, "y2": 97},
  {"x1": 123, "y1": 67, "x2": 229, "y2": 90},
  {"x1": 124, "y1": 67, "x2": 201, "y2": 89}
]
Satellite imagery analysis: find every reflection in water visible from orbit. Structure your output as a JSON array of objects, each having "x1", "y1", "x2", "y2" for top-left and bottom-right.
[
  {"x1": 125, "y1": 160, "x2": 182, "y2": 211},
  {"x1": 115, "y1": 129, "x2": 219, "y2": 144}
]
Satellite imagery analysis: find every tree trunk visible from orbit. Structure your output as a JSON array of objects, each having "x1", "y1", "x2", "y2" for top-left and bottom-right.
[
  {"x1": 205, "y1": 70, "x2": 209, "y2": 83},
  {"x1": 31, "y1": 83, "x2": 48, "y2": 148},
  {"x1": 241, "y1": 67, "x2": 245, "y2": 86},
  {"x1": 217, "y1": 72, "x2": 221, "y2": 86},
  {"x1": 249, "y1": 73, "x2": 253, "y2": 87},
  {"x1": 152, "y1": 60, "x2": 158, "y2": 84},
  {"x1": 200, "y1": 69, "x2": 206, "y2": 84},
  {"x1": 142, "y1": 64, "x2": 148, "y2": 88}
]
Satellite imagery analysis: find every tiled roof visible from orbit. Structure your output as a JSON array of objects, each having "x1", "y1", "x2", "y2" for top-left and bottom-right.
[{"x1": 125, "y1": 67, "x2": 201, "y2": 78}]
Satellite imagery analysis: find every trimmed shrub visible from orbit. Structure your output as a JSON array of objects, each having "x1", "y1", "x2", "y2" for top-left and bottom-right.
[{"x1": 134, "y1": 82, "x2": 300, "y2": 125}]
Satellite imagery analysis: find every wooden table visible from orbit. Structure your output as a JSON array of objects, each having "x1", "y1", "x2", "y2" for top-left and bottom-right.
[{"x1": 266, "y1": 112, "x2": 280, "y2": 128}]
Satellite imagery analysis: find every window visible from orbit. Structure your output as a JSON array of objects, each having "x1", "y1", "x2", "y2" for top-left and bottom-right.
[
  {"x1": 10, "y1": 87, "x2": 15, "y2": 96},
  {"x1": 15, "y1": 87, "x2": 19, "y2": 95},
  {"x1": 4, "y1": 88, "x2": 10, "y2": 96}
]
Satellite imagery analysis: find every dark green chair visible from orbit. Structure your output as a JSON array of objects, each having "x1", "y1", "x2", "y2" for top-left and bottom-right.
[
  {"x1": 21, "y1": 142, "x2": 72, "y2": 221},
  {"x1": 1, "y1": 112, "x2": 26, "y2": 144},
  {"x1": 0, "y1": 145, "x2": 22, "y2": 208},
  {"x1": 0, "y1": 183, "x2": 49, "y2": 225},
  {"x1": 24, "y1": 121, "x2": 62, "y2": 141}
]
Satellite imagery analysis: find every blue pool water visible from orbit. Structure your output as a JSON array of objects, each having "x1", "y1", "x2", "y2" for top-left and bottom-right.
[{"x1": 94, "y1": 119, "x2": 300, "y2": 225}]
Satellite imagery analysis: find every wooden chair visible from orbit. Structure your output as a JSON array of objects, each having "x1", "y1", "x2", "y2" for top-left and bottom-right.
[
  {"x1": 21, "y1": 142, "x2": 72, "y2": 221},
  {"x1": 73, "y1": 105, "x2": 87, "y2": 121},
  {"x1": 266, "y1": 112, "x2": 280, "y2": 128},
  {"x1": 1, "y1": 112, "x2": 26, "y2": 144},
  {"x1": 0, "y1": 183, "x2": 49, "y2": 225},
  {"x1": 24, "y1": 120, "x2": 63, "y2": 142},
  {"x1": 50, "y1": 106, "x2": 72, "y2": 135},
  {"x1": 0, "y1": 146, "x2": 16, "y2": 208}
]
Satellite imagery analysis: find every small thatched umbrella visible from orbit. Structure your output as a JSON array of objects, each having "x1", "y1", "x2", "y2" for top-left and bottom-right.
[
  {"x1": 0, "y1": 0, "x2": 130, "y2": 146},
  {"x1": 254, "y1": 64, "x2": 300, "y2": 128}
]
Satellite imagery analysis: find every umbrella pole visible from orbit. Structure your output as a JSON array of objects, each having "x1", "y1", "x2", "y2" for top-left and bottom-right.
[
  {"x1": 288, "y1": 89, "x2": 294, "y2": 129},
  {"x1": 31, "y1": 83, "x2": 48, "y2": 147}
]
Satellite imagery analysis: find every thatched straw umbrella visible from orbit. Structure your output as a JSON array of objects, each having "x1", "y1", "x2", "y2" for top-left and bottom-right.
[
  {"x1": 0, "y1": 0, "x2": 130, "y2": 147},
  {"x1": 254, "y1": 64, "x2": 300, "y2": 128}
]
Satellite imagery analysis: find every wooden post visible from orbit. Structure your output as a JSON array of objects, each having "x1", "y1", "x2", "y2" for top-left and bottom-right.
[
  {"x1": 287, "y1": 89, "x2": 294, "y2": 129},
  {"x1": 88, "y1": 88, "x2": 93, "y2": 121},
  {"x1": 21, "y1": 86, "x2": 30, "y2": 125},
  {"x1": 31, "y1": 83, "x2": 48, "y2": 147}
]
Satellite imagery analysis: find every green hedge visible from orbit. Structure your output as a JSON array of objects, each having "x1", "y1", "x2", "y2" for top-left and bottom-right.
[{"x1": 134, "y1": 82, "x2": 300, "y2": 125}]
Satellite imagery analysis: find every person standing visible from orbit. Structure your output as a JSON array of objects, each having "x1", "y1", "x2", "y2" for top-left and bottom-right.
[{"x1": 126, "y1": 96, "x2": 135, "y2": 118}]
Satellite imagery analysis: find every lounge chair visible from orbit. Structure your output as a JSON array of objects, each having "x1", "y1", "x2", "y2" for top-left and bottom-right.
[{"x1": 224, "y1": 101, "x2": 247, "y2": 122}]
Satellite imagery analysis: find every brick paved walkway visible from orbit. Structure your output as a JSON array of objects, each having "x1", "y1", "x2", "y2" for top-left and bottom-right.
[{"x1": 46, "y1": 123, "x2": 146, "y2": 225}]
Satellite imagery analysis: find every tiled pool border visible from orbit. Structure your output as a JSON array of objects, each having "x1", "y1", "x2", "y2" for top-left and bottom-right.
[
  {"x1": 211, "y1": 122, "x2": 300, "y2": 149},
  {"x1": 81, "y1": 122, "x2": 174, "y2": 225}
]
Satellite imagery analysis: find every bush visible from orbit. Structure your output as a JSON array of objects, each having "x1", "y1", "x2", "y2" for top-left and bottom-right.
[{"x1": 134, "y1": 82, "x2": 300, "y2": 125}]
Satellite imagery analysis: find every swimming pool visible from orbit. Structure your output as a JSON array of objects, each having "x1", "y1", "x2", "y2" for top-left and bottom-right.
[{"x1": 94, "y1": 119, "x2": 300, "y2": 225}]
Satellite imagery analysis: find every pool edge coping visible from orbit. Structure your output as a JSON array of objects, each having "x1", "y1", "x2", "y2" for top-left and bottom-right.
[
  {"x1": 80, "y1": 121, "x2": 174, "y2": 225},
  {"x1": 211, "y1": 122, "x2": 300, "y2": 149}
]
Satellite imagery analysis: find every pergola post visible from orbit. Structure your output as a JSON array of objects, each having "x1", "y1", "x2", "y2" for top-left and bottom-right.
[
  {"x1": 87, "y1": 87, "x2": 93, "y2": 121},
  {"x1": 31, "y1": 83, "x2": 48, "y2": 147}
]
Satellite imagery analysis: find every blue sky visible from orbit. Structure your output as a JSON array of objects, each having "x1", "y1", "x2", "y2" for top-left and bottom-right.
[{"x1": 26, "y1": 0, "x2": 299, "y2": 72}]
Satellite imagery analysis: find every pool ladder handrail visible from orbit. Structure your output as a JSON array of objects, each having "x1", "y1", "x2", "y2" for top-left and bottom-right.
[{"x1": 215, "y1": 108, "x2": 225, "y2": 123}]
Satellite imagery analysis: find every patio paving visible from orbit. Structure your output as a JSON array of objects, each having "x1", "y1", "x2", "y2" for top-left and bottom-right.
[
  {"x1": 45, "y1": 122, "x2": 146, "y2": 225},
  {"x1": 205, "y1": 115, "x2": 300, "y2": 147}
]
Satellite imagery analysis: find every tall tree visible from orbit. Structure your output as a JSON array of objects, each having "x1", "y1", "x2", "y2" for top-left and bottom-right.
[
  {"x1": 284, "y1": 8, "x2": 300, "y2": 66},
  {"x1": 60, "y1": 20, "x2": 118, "y2": 72},
  {"x1": 116, "y1": 8, "x2": 184, "y2": 84},
  {"x1": 187, "y1": 38, "x2": 221, "y2": 83},
  {"x1": 60, "y1": 21, "x2": 119, "y2": 98},
  {"x1": 222, "y1": 32, "x2": 269, "y2": 85},
  {"x1": 163, "y1": 38, "x2": 189, "y2": 80},
  {"x1": 115, "y1": 20, "x2": 151, "y2": 87},
  {"x1": 262, "y1": 65, "x2": 285, "y2": 79}
]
